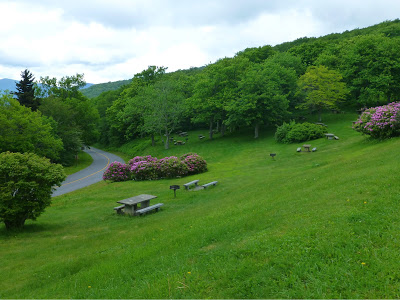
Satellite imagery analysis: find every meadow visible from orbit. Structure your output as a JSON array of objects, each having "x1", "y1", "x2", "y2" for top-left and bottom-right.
[{"x1": 1, "y1": 113, "x2": 400, "y2": 298}]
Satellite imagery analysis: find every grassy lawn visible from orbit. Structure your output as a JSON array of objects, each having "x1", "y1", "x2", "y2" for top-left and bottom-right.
[
  {"x1": 63, "y1": 151, "x2": 93, "y2": 176},
  {"x1": 2, "y1": 113, "x2": 400, "y2": 298}
]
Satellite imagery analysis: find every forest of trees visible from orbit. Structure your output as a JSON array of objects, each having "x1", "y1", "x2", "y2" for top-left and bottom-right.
[{"x1": 2, "y1": 19, "x2": 400, "y2": 161}]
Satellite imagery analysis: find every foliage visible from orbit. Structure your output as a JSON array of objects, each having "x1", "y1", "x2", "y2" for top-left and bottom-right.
[
  {"x1": 13, "y1": 69, "x2": 39, "y2": 111},
  {"x1": 104, "y1": 153, "x2": 207, "y2": 182},
  {"x1": 37, "y1": 73, "x2": 86, "y2": 100},
  {"x1": 0, "y1": 94, "x2": 63, "y2": 161},
  {"x1": 37, "y1": 74, "x2": 100, "y2": 165},
  {"x1": 353, "y1": 102, "x2": 400, "y2": 139},
  {"x1": 297, "y1": 65, "x2": 348, "y2": 122},
  {"x1": 275, "y1": 121, "x2": 328, "y2": 143},
  {"x1": 180, "y1": 153, "x2": 208, "y2": 175},
  {"x1": 0, "y1": 152, "x2": 65, "y2": 230},
  {"x1": 317, "y1": 34, "x2": 400, "y2": 107},
  {"x1": 227, "y1": 59, "x2": 297, "y2": 138},
  {"x1": 81, "y1": 79, "x2": 131, "y2": 98},
  {"x1": 102, "y1": 161, "x2": 131, "y2": 182}
]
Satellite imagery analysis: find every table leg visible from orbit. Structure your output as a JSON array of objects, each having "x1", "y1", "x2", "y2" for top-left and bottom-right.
[
  {"x1": 141, "y1": 200, "x2": 150, "y2": 209},
  {"x1": 124, "y1": 204, "x2": 135, "y2": 216}
]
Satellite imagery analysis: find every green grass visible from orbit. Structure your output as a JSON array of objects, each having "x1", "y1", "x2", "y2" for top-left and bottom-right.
[
  {"x1": 2, "y1": 113, "x2": 400, "y2": 298},
  {"x1": 63, "y1": 151, "x2": 93, "y2": 175}
]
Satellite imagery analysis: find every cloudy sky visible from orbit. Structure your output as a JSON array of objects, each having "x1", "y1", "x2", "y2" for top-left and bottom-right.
[{"x1": 1, "y1": 0, "x2": 400, "y2": 84}]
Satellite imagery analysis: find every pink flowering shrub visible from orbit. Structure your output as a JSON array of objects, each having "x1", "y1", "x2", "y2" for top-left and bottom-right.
[
  {"x1": 180, "y1": 153, "x2": 208, "y2": 175},
  {"x1": 104, "y1": 153, "x2": 207, "y2": 182},
  {"x1": 158, "y1": 156, "x2": 188, "y2": 178},
  {"x1": 130, "y1": 160, "x2": 159, "y2": 181},
  {"x1": 353, "y1": 102, "x2": 400, "y2": 139},
  {"x1": 102, "y1": 161, "x2": 131, "y2": 181}
]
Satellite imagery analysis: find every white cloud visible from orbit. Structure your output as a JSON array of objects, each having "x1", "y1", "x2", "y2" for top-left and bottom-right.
[{"x1": 1, "y1": 0, "x2": 400, "y2": 83}]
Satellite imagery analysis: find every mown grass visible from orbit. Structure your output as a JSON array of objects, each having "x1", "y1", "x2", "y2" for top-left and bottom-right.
[
  {"x1": 63, "y1": 151, "x2": 93, "y2": 175},
  {"x1": 2, "y1": 113, "x2": 400, "y2": 298}
]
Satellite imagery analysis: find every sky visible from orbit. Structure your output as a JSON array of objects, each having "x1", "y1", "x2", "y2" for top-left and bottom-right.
[{"x1": 1, "y1": 0, "x2": 400, "y2": 84}]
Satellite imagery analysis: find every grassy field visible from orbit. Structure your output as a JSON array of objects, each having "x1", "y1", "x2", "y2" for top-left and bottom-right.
[
  {"x1": 63, "y1": 150, "x2": 93, "y2": 175},
  {"x1": 2, "y1": 113, "x2": 400, "y2": 298}
]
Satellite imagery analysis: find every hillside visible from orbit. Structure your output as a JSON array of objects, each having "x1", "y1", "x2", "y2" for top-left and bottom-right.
[
  {"x1": 0, "y1": 78, "x2": 17, "y2": 92},
  {"x1": 0, "y1": 79, "x2": 93, "y2": 93},
  {"x1": 81, "y1": 79, "x2": 131, "y2": 98},
  {"x1": 2, "y1": 113, "x2": 400, "y2": 298}
]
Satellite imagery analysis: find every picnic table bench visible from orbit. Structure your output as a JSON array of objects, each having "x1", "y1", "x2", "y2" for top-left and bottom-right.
[
  {"x1": 114, "y1": 204, "x2": 125, "y2": 215},
  {"x1": 183, "y1": 180, "x2": 199, "y2": 190},
  {"x1": 325, "y1": 133, "x2": 335, "y2": 140},
  {"x1": 116, "y1": 194, "x2": 163, "y2": 216},
  {"x1": 135, "y1": 203, "x2": 164, "y2": 216},
  {"x1": 202, "y1": 181, "x2": 218, "y2": 188}
]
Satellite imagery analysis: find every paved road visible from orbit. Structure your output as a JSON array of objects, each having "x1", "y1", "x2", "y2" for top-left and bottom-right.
[{"x1": 52, "y1": 147, "x2": 125, "y2": 197}]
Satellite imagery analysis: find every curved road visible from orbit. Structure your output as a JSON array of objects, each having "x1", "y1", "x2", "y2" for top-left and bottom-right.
[{"x1": 52, "y1": 147, "x2": 125, "y2": 197}]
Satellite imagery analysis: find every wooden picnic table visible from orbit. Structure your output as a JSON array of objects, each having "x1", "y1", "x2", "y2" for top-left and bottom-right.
[
  {"x1": 303, "y1": 144, "x2": 311, "y2": 152},
  {"x1": 117, "y1": 194, "x2": 157, "y2": 216}
]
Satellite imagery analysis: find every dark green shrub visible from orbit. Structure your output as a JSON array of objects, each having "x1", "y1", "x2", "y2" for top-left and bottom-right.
[
  {"x1": 275, "y1": 121, "x2": 327, "y2": 143},
  {"x1": 0, "y1": 152, "x2": 66, "y2": 230}
]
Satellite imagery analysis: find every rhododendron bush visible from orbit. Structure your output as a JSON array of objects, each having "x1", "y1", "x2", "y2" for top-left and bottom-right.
[
  {"x1": 353, "y1": 102, "x2": 400, "y2": 139},
  {"x1": 103, "y1": 153, "x2": 207, "y2": 182}
]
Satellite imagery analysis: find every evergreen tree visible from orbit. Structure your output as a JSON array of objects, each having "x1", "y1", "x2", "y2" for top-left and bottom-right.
[{"x1": 14, "y1": 69, "x2": 38, "y2": 111}]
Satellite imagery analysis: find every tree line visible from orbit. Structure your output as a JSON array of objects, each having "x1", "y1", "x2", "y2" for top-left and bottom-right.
[{"x1": 96, "y1": 20, "x2": 400, "y2": 149}]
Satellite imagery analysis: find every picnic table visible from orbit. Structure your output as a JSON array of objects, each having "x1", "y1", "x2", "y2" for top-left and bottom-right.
[
  {"x1": 303, "y1": 144, "x2": 311, "y2": 152},
  {"x1": 117, "y1": 194, "x2": 157, "y2": 216}
]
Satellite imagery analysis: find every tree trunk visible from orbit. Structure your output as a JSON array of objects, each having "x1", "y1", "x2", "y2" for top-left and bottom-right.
[
  {"x1": 318, "y1": 109, "x2": 322, "y2": 122},
  {"x1": 164, "y1": 127, "x2": 169, "y2": 149},
  {"x1": 254, "y1": 123, "x2": 259, "y2": 139},
  {"x1": 221, "y1": 123, "x2": 226, "y2": 137},
  {"x1": 209, "y1": 116, "x2": 214, "y2": 140},
  {"x1": 216, "y1": 120, "x2": 220, "y2": 132},
  {"x1": 151, "y1": 134, "x2": 155, "y2": 147},
  {"x1": 4, "y1": 218, "x2": 26, "y2": 230}
]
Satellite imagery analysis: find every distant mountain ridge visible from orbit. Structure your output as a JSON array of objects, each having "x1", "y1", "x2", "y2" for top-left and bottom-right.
[{"x1": 0, "y1": 78, "x2": 94, "y2": 93}]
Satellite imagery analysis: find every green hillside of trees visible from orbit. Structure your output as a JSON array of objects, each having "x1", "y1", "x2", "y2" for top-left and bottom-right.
[{"x1": 93, "y1": 19, "x2": 400, "y2": 148}]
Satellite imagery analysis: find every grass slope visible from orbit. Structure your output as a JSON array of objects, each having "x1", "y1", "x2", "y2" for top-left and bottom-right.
[
  {"x1": 63, "y1": 150, "x2": 93, "y2": 176},
  {"x1": 1, "y1": 113, "x2": 400, "y2": 298}
]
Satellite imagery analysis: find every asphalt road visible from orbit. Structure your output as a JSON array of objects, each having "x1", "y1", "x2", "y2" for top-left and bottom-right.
[{"x1": 52, "y1": 147, "x2": 125, "y2": 197}]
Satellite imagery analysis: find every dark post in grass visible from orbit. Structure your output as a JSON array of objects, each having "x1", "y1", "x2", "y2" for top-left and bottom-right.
[{"x1": 170, "y1": 185, "x2": 180, "y2": 198}]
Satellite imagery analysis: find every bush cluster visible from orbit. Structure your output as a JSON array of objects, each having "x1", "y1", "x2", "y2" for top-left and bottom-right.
[
  {"x1": 103, "y1": 153, "x2": 207, "y2": 182},
  {"x1": 353, "y1": 102, "x2": 400, "y2": 139},
  {"x1": 275, "y1": 121, "x2": 328, "y2": 143}
]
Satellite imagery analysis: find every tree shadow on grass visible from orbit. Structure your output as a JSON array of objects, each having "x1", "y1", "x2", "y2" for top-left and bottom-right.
[{"x1": 0, "y1": 222, "x2": 63, "y2": 237}]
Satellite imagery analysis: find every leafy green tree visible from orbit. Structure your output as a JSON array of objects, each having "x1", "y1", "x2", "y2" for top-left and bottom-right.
[
  {"x1": 14, "y1": 69, "x2": 39, "y2": 111},
  {"x1": 190, "y1": 56, "x2": 250, "y2": 139},
  {"x1": 39, "y1": 98, "x2": 82, "y2": 165},
  {"x1": 227, "y1": 60, "x2": 297, "y2": 138},
  {"x1": 297, "y1": 65, "x2": 348, "y2": 122},
  {"x1": 0, "y1": 152, "x2": 66, "y2": 230},
  {"x1": 236, "y1": 45, "x2": 275, "y2": 63},
  {"x1": 37, "y1": 73, "x2": 86, "y2": 99},
  {"x1": 139, "y1": 78, "x2": 186, "y2": 149},
  {"x1": 317, "y1": 34, "x2": 400, "y2": 107},
  {"x1": 104, "y1": 66, "x2": 167, "y2": 146},
  {"x1": 0, "y1": 94, "x2": 63, "y2": 161},
  {"x1": 36, "y1": 74, "x2": 99, "y2": 153}
]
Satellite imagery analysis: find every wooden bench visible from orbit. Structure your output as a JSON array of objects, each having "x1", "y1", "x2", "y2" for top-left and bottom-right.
[
  {"x1": 183, "y1": 180, "x2": 199, "y2": 190},
  {"x1": 202, "y1": 181, "x2": 218, "y2": 188},
  {"x1": 297, "y1": 147, "x2": 301, "y2": 152},
  {"x1": 312, "y1": 147, "x2": 317, "y2": 152},
  {"x1": 135, "y1": 203, "x2": 164, "y2": 216},
  {"x1": 334, "y1": 136, "x2": 339, "y2": 140},
  {"x1": 114, "y1": 204, "x2": 125, "y2": 215}
]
